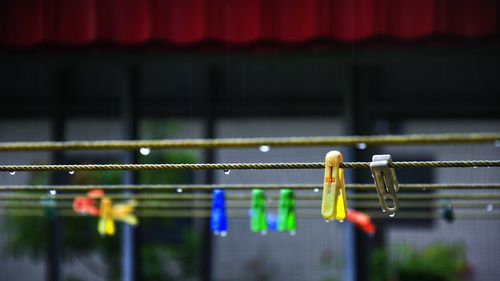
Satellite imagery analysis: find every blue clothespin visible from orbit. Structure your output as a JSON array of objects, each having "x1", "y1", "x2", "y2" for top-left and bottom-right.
[{"x1": 211, "y1": 189, "x2": 228, "y2": 236}]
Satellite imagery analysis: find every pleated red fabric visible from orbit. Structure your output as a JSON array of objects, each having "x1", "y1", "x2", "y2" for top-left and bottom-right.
[{"x1": 0, "y1": 0, "x2": 498, "y2": 47}]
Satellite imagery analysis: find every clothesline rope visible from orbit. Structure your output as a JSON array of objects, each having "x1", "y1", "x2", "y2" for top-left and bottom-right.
[
  {"x1": 1, "y1": 193, "x2": 499, "y2": 201},
  {"x1": 1, "y1": 183, "x2": 499, "y2": 191},
  {"x1": 0, "y1": 160, "x2": 498, "y2": 172},
  {"x1": 0, "y1": 133, "x2": 498, "y2": 151},
  {"x1": 2, "y1": 201, "x2": 497, "y2": 210},
  {"x1": 0, "y1": 210, "x2": 498, "y2": 220}
]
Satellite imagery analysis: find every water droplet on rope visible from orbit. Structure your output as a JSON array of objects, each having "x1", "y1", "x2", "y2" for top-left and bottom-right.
[
  {"x1": 220, "y1": 231, "x2": 227, "y2": 237},
  {"x1": 9, "y1": 171, "x2": 15, "y2": 175},
  {"x1": 140, "y1": 147, "x2": 151, "y2": 155},
  {"x1": 49, "y1": 190, "x2": 57, "y2": 196},
  {"x1": 223, "y1": 169, "x2": 231, "y2": 175},
  {"x1": 339, "y1": 220, "x2": 344, "y2": 223},
  {"x1": 389, "y1": 213, "x2": 395, "y2": 218},
  {"x1": 259, "y1": 145, "x2": 271, "y2": 152},
  {"x1": 260, "y1": 230, "x2": 267, "y2": 236},
  {"x1": 68, "y1": 170, "x2": 75, "y2": 175},
  {"x1": 356, "y1": 143, "x2": 367, "y2": 150},
  {"x1": 176, "y1": 188, "x2": 183, "y2": 193},
  {"x1": 324, "y1": 220, "x2": 331, "y2": 223},
  {"x1": 313, "y1": 188, "x2": 320, "y2": 193},
  {"x1": 289, "y1": 231, "x2": 296, "y2": 236}
]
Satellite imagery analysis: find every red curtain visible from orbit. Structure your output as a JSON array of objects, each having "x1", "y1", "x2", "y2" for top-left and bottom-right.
[{"x1": 0, "y1": 0, "x2": 498, "y2": 47}]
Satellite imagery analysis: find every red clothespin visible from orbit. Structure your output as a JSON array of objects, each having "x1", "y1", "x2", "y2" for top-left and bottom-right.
[
  {"x1": 346, "y1": 209, "x2": 376, "y2": 236},
  {"x1": 72, "y1": 189, "x2": 104, "y2": 216}
]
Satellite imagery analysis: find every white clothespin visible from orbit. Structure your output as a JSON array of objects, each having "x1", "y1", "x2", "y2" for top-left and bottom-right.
[{"x1": 370, "y1": 154, "x2": 400, "y2": 216}]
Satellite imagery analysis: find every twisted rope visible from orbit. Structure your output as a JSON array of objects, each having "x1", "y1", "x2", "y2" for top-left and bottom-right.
[
  {"x1": 0, "y1": 183, "x2": 499, "y2": 191},
  {"x1": 0, "y1": 160, "x2": 498, "y2": 172},
  {"x1": 1, "y1": 193, "x2": 500, "y2": 201},
  {"x1": 3, "y1": 201, "x2": 497, "y2": 210},
  {"x1": 0, "y1": 133, "x2": 498, "y2": 151},
  {"x1": 0, "y1": 209, "x2": 498, "y2": 220}
]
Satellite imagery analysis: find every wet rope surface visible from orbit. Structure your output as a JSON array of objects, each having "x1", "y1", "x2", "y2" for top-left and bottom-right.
[
  {"x1": 0, "y1": 160, "x2": 498, "y2": 172},
  {"x1": 0, "y1": 183, "x2": 499, "y2": 191},
  {"x1": 0, "y1": 133, "x2": 498, "y2": 151}
]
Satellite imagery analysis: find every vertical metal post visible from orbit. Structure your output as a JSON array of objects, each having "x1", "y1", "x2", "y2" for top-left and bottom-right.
[
  {"x1": 121, "y1": 68, "x2": 140, "y2": 281},
  {"x1": 344, "y1": 66, "x2": 383, "y2": 281},
  {"x1": 47, "y1": 69, "x2": 71, "y2": 281},
  {"x1": 200, "y1": 68, "x2": 219, "y2": 281}
]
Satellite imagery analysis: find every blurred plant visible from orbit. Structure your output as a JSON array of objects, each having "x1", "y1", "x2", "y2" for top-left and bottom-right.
[
  {"x1": 371, "y1": 243, "x2": 470, "y2": 281},
  {"x1": 244, "y1": 256, "x2": 276, "y2": 281},
  {"x1": 2, "y1": 120, "x2": 201, "y2": 281},
  {"x1": 320, "y1": 249, "x2": 340, "y2": 281}
]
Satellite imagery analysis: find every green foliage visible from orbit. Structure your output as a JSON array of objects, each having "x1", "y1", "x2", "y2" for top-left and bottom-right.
[{"x1": 371, "y1": 243, "x2": 468, "y2": 281}]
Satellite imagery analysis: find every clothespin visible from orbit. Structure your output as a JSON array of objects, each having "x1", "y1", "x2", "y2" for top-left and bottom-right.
[
  {"x1": 370, "y1": 154, "x2": 400, "y2": 216},
  {"x1": 442, "y1": 201, "x2": 455, "y2": 223},
  {"x1": 72, "y1": 189, "x2": 103, "y2": 216},
  {"x1": 211, "y1": 189, "x2": 228, "y2": 236},
  {"x1": 278, "y1": 189, "x2": 296, "y2": 234},
  {"x1": 98, "y1": 197, "x2": 115, "y2": 236},
  {"x1": 346, "y1": 209, "x2": 376, "y2": 236},
  {"x1": 98, "y1": 197, "x2": 138, "y2": 236},
  {"x1": 322, "y1": 151, "x2": 347, "y2": 222},
  {"x1": 250, "y1": 189, "x2": 267, "y2": 234},
  {"x1": 266, "y1": 213, "x2": 279, "y2": 232},
  {"x1": 73, "y1": 197, "x2": 100, "y2": 216}
]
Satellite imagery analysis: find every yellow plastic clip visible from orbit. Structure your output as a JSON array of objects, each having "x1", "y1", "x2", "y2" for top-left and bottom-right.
[
  {"x1": 98, "y1": 197, "x2": 138, "y2": 236},
  {"x1": 98, "y1": 197, "x2": 115, "y2": 236},
  {"x1": 322, "y1": 151, "x2": 347, "y2": 222}
]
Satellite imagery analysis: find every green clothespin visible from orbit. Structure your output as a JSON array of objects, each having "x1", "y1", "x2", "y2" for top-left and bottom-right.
[
  {"x1": 251, "y1": 189, "x2": 267, "y2": 234},
  {"x1": 278, "y1": 189, "x2": 296, "y2": 234}
]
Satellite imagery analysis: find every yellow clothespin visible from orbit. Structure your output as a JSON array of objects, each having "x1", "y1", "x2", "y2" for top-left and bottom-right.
[
  {"x1": 98, "y1": 197, "x2": 115, "y2": 236},
  {"x1": 98, "y1": 197, "x2": 138, "y2": 236},
  {"x1": 322, "y1": 151, "x2": 347, "y2": 222}
]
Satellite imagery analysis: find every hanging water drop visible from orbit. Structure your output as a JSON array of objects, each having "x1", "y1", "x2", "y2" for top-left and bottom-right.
[
  {"x1": 9, "y1": 171, "x2": 15, "y2": 175},
  {"x1": 339, "y1": 220, "x2": 344, "y2": 223},
  {"x1": 260, "y1": 230, "x2": 267, "y2": 236},
  {"x1": 356, "y1": 143, "x2": 367, "y2": 150},
  {"x1": 223, "y1": 169, "x2": 231, "y2": 175},
  {"x1": 68, "y1": 170, "x2": 75, "y2": 175},
  {"x1": 49, "y1": 190, "x2": 57, "y2": 196},
  {"x1": 313, "y1": 188, "x2": 320, "y2": 193},
  {"x1": 389, "y1": 213, "x2": 395, "y2": 218},
  {"x1": 140, "y1": 147, "x2": 151, "y2": 155},
  {"x1": 324, "y1": 220, "x2": 331, "y2": 223},
  {"x1": 259, "y1": 145, "x2": 271, "y2": 152},
  {"x1": 176, "y1": 188, "x2": 183, "y2": 193},
  {"x1": 486, "y1": 204, "x2": 494, "y2": 212},
  {"x1": 289, "y1": 231, "x2": 296, "y2": 236},
  {"x1": 473, "y1": 166, "x2": 478, "y2": 169},
  {"x1": 220, "y1": 231, "x2": 227, "y2": 237}
]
